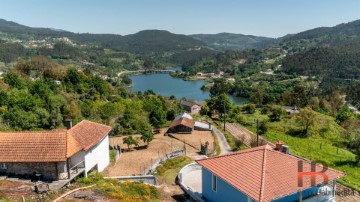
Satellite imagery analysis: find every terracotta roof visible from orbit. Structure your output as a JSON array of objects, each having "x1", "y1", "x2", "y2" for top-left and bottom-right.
[
  {"x1": 196, "y1": 145, "x2": 345, "y2": 202},
  {"x1": 0, "y1": 120, "x2": 112, "y2": 162},
  {"x1": 169, "y1": 117, "x2": 195, "y2": 129},
  {"x1": 0, "y1": 130, "x2": 67, "y2": 162},
  {"x1": 180, "y1": 100, "x2": 198, "y2": 107},
  {"x1": 66, "y1": 120, "x2": 112, "y2": 157}
]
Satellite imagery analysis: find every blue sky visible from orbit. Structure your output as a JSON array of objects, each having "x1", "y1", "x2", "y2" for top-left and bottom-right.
[{"x1": 1, "y1": 0, "x2": 359, "y2": 37}]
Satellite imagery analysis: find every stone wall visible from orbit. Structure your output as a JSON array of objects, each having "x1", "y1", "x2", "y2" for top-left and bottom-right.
[{"x1": 3, "y1": 162, "x2": 66, "y2": 180}]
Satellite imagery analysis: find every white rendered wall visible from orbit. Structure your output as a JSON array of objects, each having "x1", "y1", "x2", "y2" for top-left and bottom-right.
[{"x1": 84, "y1": 134, "x2": 110, "y2": 174}]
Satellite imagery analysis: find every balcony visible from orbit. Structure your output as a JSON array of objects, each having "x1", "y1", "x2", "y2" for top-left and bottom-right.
[{"x1": 69, "y1": 160, "x2": 85, "y2": 179}]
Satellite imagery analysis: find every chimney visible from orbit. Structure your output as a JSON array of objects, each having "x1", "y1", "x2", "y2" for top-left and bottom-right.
[
  {"x1": 275, "y1": 140, "x2": 284, "y2": 151},
  {"x1": 65, "y1": 119, "x2": 73, "y2": 130}
]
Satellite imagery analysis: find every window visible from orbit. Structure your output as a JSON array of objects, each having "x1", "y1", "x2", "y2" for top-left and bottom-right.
[
  {"x1": 0, "y1": 163, "x2": 7, "y2": 170},
  {"x1": 212, "y1": 174, "x2": 217, "y2": 192}
]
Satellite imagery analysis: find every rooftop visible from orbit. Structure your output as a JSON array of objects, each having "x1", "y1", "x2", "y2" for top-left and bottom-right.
[
  {"x1": 0, "y1": 120, "x2": 112, "y2": 162},
  {"x1": 196, "y1": 145, "x2": 345, "y2": 202},
  {"x1": 169, "y1": 117, "x2": 195, "y2": 129}
]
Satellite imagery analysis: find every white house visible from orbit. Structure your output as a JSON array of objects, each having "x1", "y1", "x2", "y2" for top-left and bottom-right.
[
  {"x1": 0, "y1": 120, "x2": 112, "y2": 181},
  {"x1": 66, "y1": 120, "x2": 112, "y2": 176}
]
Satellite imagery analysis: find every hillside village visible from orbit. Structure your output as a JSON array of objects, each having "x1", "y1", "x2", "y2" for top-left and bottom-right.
[{"x1": 0, "y1": 3, "x2": 360, "y2": 201}]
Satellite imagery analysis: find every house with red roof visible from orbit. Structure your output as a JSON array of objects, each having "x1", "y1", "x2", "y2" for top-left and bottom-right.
[
  {"x1": 196, "y1": 144, "x2": 345, "y2": 202},
  {"x1": 0, "y1": 120, "x2": 111, "y2": 182}
]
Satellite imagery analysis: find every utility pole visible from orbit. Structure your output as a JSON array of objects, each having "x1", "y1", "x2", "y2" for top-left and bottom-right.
[
  {"x1": 223, "y1": 102, "x2": 226, "y2": 131},
  {"x1": 256, "y1": 119, "x2": 259, "y2": 147}
]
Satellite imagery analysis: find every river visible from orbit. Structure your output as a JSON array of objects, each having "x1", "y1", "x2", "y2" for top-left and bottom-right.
[{"x1": 128, "y1": 71, "x2": 248, "y2": 105}]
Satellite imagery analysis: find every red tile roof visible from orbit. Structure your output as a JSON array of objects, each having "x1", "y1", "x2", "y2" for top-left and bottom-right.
[
  {"x1": 0, "y1": 120, "x2": 112, "y2": 162},
  {"x1": 67, "y1": 120, "x2": 112, "y2": 157},
  {"x1": 0, "y1": 130, "x2": 67, "y2": 162},
  {"x1": 196, "y1": 145, "x2": 345, "y2": 202},
  {"x1": 169, "y1": 117, "x2": 195, "y2": 129}
]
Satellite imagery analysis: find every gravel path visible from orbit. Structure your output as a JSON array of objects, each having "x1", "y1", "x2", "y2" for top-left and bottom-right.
[{"x1": 212, "y1": 126, "x2": 232, "y2": 154}]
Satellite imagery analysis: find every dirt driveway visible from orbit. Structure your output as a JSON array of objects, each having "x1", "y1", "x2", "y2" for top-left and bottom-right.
[{"x1": 104, "y1": 127, "x2": 214, "y2": 176}]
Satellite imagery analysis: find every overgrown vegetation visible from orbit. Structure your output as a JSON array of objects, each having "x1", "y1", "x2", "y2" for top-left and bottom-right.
[
  {"x1": 156, "y1": 156, "x2": 192, "y2": 177},
  {"x1": 76, "y1": 172, "x2": 158, "y2": 201}
]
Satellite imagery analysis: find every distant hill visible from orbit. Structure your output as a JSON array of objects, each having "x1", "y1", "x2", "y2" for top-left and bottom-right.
[
  {"x1": 0, "y1": 18, "x2": 207, "y2": 54},
  {"x1": 281, "y1": 19, "x2": 360, "y2": 79},
  {"x1": 190, "y1": 33, "x2": 276, "y2": 50},
  {"x1": 282, "y1": 19, "x2": 360, "y2": 45}
]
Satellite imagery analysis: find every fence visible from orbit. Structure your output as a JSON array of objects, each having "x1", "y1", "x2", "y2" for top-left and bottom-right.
[
  {"x1": 142, "y1": 149, "x2": 186, "y2": 175},
  {"x1": 104, "y1": 175, "x2": 158, "y2": 185}
]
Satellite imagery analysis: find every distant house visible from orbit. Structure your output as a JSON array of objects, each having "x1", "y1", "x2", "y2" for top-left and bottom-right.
[
  {"x1": 0, "y1": 120, "x2": 111, "y2": 181},
  {"x1": 170, "y1": 113, "x2": 212, "y2": 133},
  {"x1": 226, "y1": 77, "x2": 235, "y2": 82},
  {"x1": 282, "y1": 106, "x2": 300, "y2": 115},
  {"x1": 180, "y1": 100, "x2": 201, "y2": 114},
  {"x1": 196, "y1": 144, "x2": 344, "y2": 202},
  {"x1": 167, "y1": 117, "x2": 195, "y2": 134},
  {"x1": 174, "y1": 112, "x2": 193, "y2": 121},
  {"x1": 197, "y1": 72, "x2": 204, "y2": 76}
]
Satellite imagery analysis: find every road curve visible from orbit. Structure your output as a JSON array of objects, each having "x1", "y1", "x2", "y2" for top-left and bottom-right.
[{"x1": 212, "y1": 126, "x2": 232, "y2": 155}]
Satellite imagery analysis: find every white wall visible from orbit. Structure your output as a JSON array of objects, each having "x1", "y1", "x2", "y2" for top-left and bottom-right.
[
  {"x1": 69, "y1": 150, "x2": 86, "y2": 167},
  {"x1": 84, "y1": 134, "x2": 110, "y2": 174}
]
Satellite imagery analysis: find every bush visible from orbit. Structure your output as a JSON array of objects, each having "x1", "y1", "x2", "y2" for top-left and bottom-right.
[
  {"x1": 269, "y1": 107, "x2": 284, "y2": 121},
  {"x1": 242, "y1": 104, "x2": 255, "y2": 114}
]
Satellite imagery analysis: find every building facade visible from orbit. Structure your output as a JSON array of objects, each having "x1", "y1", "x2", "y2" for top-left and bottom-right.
[{"x1": 0, "y1": 120, "x2": 111, "y2": 181}]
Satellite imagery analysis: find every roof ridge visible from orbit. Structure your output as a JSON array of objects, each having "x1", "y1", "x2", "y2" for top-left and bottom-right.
[
  {"x1": 259, "y1": 147, "x2": 267, "y2": 202},
  {"x1": 0, "y1": 130, "x2": 66, "y2": 134},
  {"x1": 197, "y1": 145, "x2": 271, "y2": 162}
]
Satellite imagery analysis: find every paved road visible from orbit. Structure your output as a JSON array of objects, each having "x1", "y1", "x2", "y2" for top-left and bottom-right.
[{"x1": 212, "y1": 126, "x2": 232, "y2": 155}]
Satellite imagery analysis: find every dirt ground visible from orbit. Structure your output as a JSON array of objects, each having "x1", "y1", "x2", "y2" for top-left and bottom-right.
[
  {"x1": 104, "y1": 127, "x2": 214, "y2": 177},
  {"x1": 0, "y1": 179, "x2": 35, "y2": 201}
]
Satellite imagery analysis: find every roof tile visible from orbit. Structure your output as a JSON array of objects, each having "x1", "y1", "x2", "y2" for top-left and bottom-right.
[{"x1": 197, "y1": 145, "x2": 345, "y2": 202}]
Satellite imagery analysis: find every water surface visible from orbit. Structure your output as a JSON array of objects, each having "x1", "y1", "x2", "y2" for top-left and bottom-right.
[{"x1": 129, "y1": 73, "x2": 247, "y2": 105}]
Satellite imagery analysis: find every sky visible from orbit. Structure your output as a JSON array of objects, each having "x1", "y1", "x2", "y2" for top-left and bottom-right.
[{"x1": 1, "y1": 0, "x2": 360, "y2": 38}]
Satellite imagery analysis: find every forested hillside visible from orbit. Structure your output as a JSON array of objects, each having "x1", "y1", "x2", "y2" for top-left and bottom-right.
[
  {"x1": 0, "y1": 57, "x2": 182, "y2": 134},
  {"x1": 191, "y1": 32, "x2": 276, "y2": 50},
  {"x1": 0, "y1": 18, "x2": 208, "y2": 55}
]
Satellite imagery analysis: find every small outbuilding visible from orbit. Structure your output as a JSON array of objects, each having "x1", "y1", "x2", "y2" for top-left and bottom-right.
[
  {"x1": 180, "y1": 100, "x2": 201, "y2": 115},
  {"x1": 167, "y1": 117, "x2": 195, "y2": 134}
]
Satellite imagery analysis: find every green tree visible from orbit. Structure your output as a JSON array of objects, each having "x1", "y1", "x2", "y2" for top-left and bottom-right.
[
  {"x1": 295, "y1": 107, "x2": 317, "y2": 136},
  {"x1": 350, "y1": 130, "x2": 360, "y2": 162},
  {"x1": 243, "y1": 104, "x2": 255, "y2": 114},
  {"x1": 210, "y1": 79, "x2": 230, "y2": 97},
  {"x1": 0, "y1": 90, "x2": 8, "y2": 106},
  {"x1": 4, "y1": 107, "x2": 38, "y2": 130},
  {"x1": 141, "y1": 131, "x2": 154, "y2": 146},
  {"x1": 123, "y1": 135, "x2": 136, "y2": 150},
  {"x1": 149, "y1": 107, "x2": 166, "y2": 129},
  {"x1": 269, "y1": 107, "x2": 284, "y2": 122},
  {"x1": 208, "y1": 93, "x2": 232, "y2": 114},
  {"x1": 3, "y1": 72, "x2": 26, "y2": 89},
  {"x1": 336, "y1": 105, "x2": 353, "y2": 123},
  {"x1": 258, "y1": 120, "x2": 268, "y2": 135}
]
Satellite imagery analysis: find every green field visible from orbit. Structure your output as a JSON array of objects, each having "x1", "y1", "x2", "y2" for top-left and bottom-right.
[{"x1": 238, "y1": 111, "x2": 360, "y2": 191}]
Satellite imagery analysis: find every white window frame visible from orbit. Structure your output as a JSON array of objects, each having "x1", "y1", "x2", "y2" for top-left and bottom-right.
[
  {"x1": 212, "y1": 174, "x2": 217, "y2": 192},
  {"x1": 0, "y1": 163, "x2": 7, "y2": 170}
]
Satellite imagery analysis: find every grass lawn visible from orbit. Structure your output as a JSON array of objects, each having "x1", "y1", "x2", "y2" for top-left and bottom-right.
[{"x1": 241, "y1": 111, "x2": 360, "y2": 191}]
